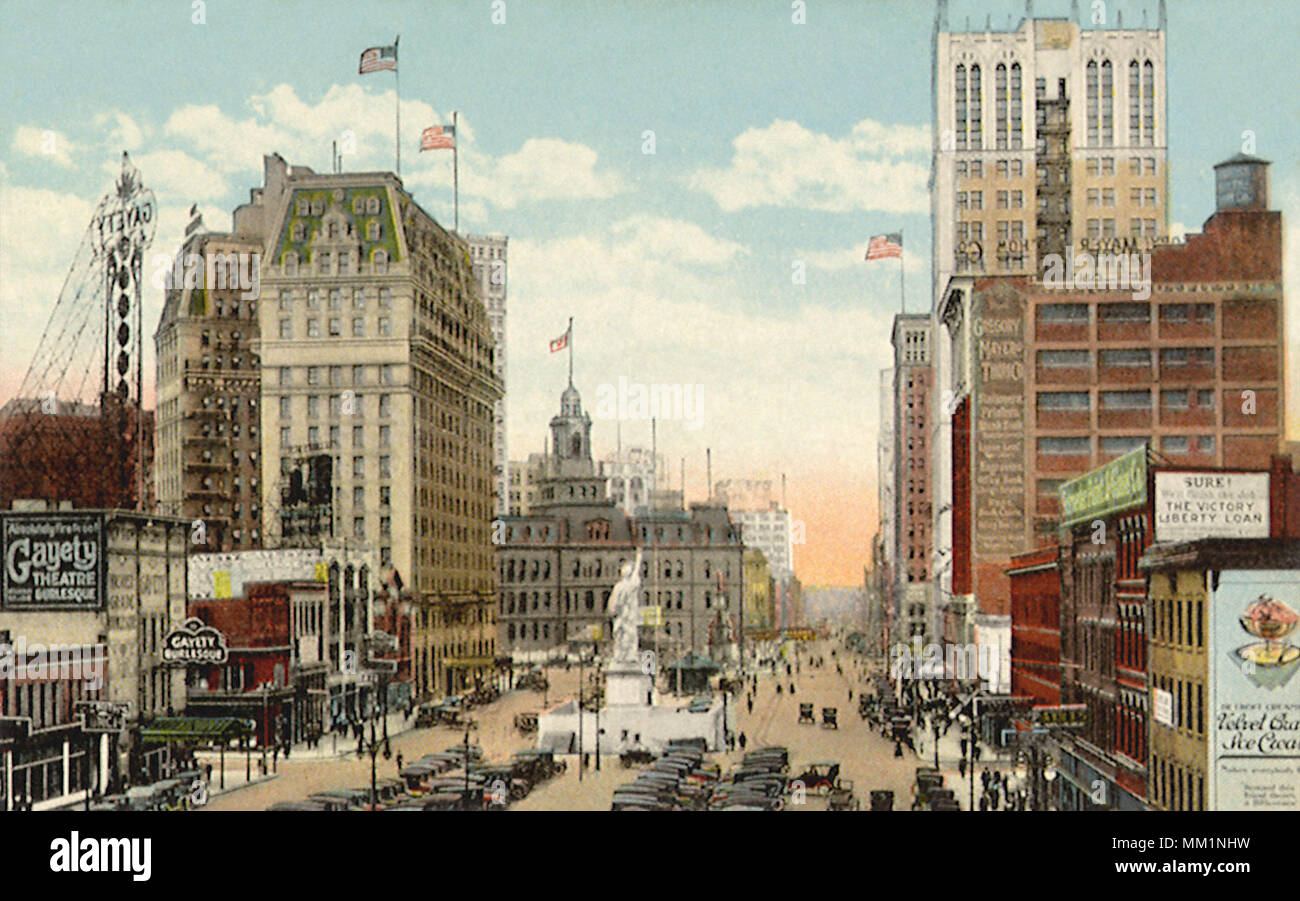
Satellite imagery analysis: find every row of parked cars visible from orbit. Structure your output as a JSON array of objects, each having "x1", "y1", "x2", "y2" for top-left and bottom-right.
[
  {"x1": 611, "y1": 740, "x2": 720, "y2": 811},
  {"x1": 90, "y1": 771, "x2": 205, "y2": 811},
  {"x1": 710, "y1": 747, "x2": 791, "y2": 811}
]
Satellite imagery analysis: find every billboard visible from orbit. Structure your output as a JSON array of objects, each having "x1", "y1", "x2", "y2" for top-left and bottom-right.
[
  {"x1": 1, "y1": 514, "x2": 105, "y2": 609},
  {"x1": 1060, "y1": 446, "x2": 1147, "y2": 527},
  {"x1": 971, "y1": 285, "x2": 1027, "y2": 558},
  {"x1": 1210, "y1": 569, "x2": 1300, "y2": 810},
  {"x1": 1153, "y1": 472, "x2": 1269, "y2": 543}
]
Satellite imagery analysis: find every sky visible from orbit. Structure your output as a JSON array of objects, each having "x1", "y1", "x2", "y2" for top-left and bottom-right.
[{"x1": 2, "y1": 0, "x2": 1297, "y2": 588}]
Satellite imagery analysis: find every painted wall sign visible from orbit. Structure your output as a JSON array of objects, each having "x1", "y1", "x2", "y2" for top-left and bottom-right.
[
  {"x1": 1060, "y1": 446, "x2": 1148, "y2": 527},
  {"x1": 1154, "y1": 471, "x2": 1269, "y2": 542},
  {"x1": 971, "y1": 286, "x2": 1027, "y2": 558},
  {"x1": 1, "y1": 514, "x2": 104, "y2": 609},
  {"x1": 1210, "y1": 570, "x2": 1300, "y2": 810}
]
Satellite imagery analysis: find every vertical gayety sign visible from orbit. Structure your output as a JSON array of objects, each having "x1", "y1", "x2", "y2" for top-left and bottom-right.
[
  {"x1": 1, "y1": 514, "x2": 105, "y2": 609},
  {"x1": 1210, "y1": 570, "x2": 1300, "y2": 810},
  {"x1": 971, "y1": 285, "x2": 1027, "y2": 558}
]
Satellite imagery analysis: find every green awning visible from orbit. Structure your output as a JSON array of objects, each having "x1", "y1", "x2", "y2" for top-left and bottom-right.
[{"x1": 139, "y1": 717, "x2": 254, "y2": 743}]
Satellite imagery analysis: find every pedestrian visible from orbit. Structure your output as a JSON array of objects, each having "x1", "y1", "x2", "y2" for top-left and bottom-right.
[
  {"x1": 959, "y1": 757, "x2": 967, "y2": 778},
  {"x1": 981, "y1": 769, "x2": 991, "y2": 791},
  {"x1": 960, "y1": 737, "x2": 968, "y2": 758},
  {"x1": 746, "y1": 697, "x2": 753, "y2": 715},
  {"x1": 973, "y1": 742, "x2": 982, "y2": 762},
  {"x1": 396, "y1": 752, "x2": 404, "y2": 772},
  {"x1": 979, "y1": 792, "x2": 989, "y2": 811},
  {"x1": 776, "y1": 684, "x2": 782, "y2": 695},
  {"x1": 738, "y1": 732, "x2": 747, "y2": 750},
  {"x1": 789, "y1": 683, "x2": 796, "y2": 695},
  {"x1": 848, "y1": 689, "x2": 853, "y2": 702}
]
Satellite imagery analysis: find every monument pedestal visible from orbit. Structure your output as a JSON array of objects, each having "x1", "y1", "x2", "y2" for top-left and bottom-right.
[{"x1": 605, "y1": 663, "x2": 653, "y2": 707}]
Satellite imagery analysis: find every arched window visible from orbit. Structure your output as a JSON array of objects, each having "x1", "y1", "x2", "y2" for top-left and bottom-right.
[
  {"x1": 1142, "y1": 61, "x2": 1155, "y2": 146},
  {"x1": 955, "y1": 64, "x2": 967, "y2": 149},
  {"x1": 969, "y1": 65, "x2": 982, "y2": 148},
  {"x1": 585, "y1": 590, "x2": 595, "y2": 611},
  {"x1": 995, "y1": 64, "x2": 1008, "y2": 149},
  {"x1": 1128, "y1": 61, "x2": 1141, "y2": 145},
  {"x1": 1101, "y1": 60, "x2": 1114, "y2": 146},
  {"x1": 1086, "y1": 60, "x2": 1099, "y2": 146},
  {"x1": 1010, "y1": 63, "x2": 1022, "y2": 148}
]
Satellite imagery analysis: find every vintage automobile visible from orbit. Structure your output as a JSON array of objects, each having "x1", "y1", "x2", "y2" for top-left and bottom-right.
[
  {"x1": 822, "y1": 707, "x2": 839, "y2": 729},
  {"x1": 512, "y1": 748, "x2": 565, "y2": 779},
  {"x1": 798, "y1": 702, "x2": 815, "y2": 724},
  {"x1": 910, "y1": 768, "x2": 946, "y2": 810},
  {"x1": 268, "y1": 800, "x2": 331, "y2": 811},
  {"x1": 792, "y1": 762, "x2": 841, "y2": 795},
  {"x1": 620, "y1": 748, "x2": 655, "y2": 767},
  {"x1": 828, "y1": 778, "x2": 860, "y2": 811},
  {"x1": 514, "y1": 711, "x2": 539, "y2": 734},
  {"x1": 870, "y1": 789, "x2": 895, "y2": 811}
]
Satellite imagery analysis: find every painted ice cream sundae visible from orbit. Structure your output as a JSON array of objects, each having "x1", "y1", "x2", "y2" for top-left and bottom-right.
[{"x1": 1235, "y1": 595, "x2": 1300, "y2": 690}]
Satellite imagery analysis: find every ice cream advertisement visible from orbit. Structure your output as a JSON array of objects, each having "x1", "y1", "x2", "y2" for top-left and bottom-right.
[{"x1": 1211, "y1": 570, "x2": 1300, "y2": 810}]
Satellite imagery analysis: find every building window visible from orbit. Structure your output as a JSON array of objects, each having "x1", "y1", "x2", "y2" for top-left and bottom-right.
[
  {"x1": 1162, "y1": 435, "x2": 1190, "y2": 454},
  {"x1": 1101, "y1": 435, "x2": 1148, "y2": 455},
  {"x1": 1161, "y1": 389, "x2": 1189, "y2": 409},
  {"x1": 1099, "y1": 390, "x2": 1151, "y2": 410},
  {"x1": 279, "y1": 318, "x2": 292, "y2": 339},
  {"x1": 379, "y1": 317, "x2": 391, "y2": 336},
  {"x1": 352, "y1": 317, "x2": 365, "y2": 337},
  {"x1": 1098, "y1": 348, "x2": 1151, "y2": 368},
  {"x1": 1037, "y1": 391, "x2": 1090, "y2": 410},
  {"x1": 1038, "y1": 303, "x2": 1089, "y2": 323},
  {"x1": 1039, "y1": 349, "x2": 1091, "y2": 368},
  {"x1": 307, "y1": 318, "x2": 320, "y2": 338},
  {"x1": 329, "y1": 318, "x2": 341, "y2": 336},
  {"x1": 1038, "y1": 436, "x2": 1091, "y2": 455}
]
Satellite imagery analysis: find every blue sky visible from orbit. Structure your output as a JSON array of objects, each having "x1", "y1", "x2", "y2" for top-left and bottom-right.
[{"x1": 2, "y1": 0, "x2": 1297, "y2": 585}]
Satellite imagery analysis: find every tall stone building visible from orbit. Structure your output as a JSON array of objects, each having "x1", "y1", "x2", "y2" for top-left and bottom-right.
[
  {"x1": 154, "y1": 217, "x2": 265, "y2": 550},
  {"x1": 891, "y1": 315, "x2": 935, "y2": 643},
  {"x1": 496, "y1": 382, "x2": 745, "y2": 663},
  {"x1": 244, "y1": 154, "x2": 502, "y2": 702},
  {"x1": 939, "y1": 155, "x2": 1286, "y2": 636},
  {"x1": 467, "y1": 235, "x2": 508, "y2": 517}
]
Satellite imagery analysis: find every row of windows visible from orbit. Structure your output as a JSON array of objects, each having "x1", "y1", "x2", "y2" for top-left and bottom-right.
[
  {"x1": 1085, "y1": 59, "x2": 1157, "y2": 147},
  {"x1": 279, "y1": 423, "x2": 392, "y2": 450},
  {"x1": 1083, "y1": 156, "x2": 1158, "y2": 177},
  {"x1": 1037, "y1": 389, "x2": 1216, "y2": 411},
  {"x1": 1039, "y1": 302, "x2": 1214, "y2": 324},
  {"x1": 1039, "y1": 435, "x2": 1216, "y2": 455},
  {"x1": 279, "y1": 364, "x2": 396, "y2": 387},
  {"x1": 1152, "y1": 755, "x2": 1204, "y2": 811},
  {"x1": 280, "y1": 393, "x2": 392, "y2": 420},
  {"x1": 282, "y1": 248, "x2": 388, "y2": 276},
  {"x1": 278, "y1": 287, "x2": 393, "y2": 311},
  {"x1": 955, "y1": 158, "x2": 1027, "y2": 179},
  {"x1": 1038, "y1": 348, "x2": 1216, "y2": 368},
  {"x1": 278, "y1": 316, "x2": 392, "y2": 339},
  {"x1": 1085, "y1": 188, "x2": 1159, "y2": 207}
]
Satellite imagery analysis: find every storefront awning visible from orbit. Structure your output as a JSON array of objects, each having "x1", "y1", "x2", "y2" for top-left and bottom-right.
[{"x1": 139, "y1": 717, "x2": 254, "y2": 744}]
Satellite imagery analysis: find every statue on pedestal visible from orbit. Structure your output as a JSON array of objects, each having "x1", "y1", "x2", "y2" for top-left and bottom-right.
[{"x1": 609, "y1": 548, "x2": 644, "y2": 667}]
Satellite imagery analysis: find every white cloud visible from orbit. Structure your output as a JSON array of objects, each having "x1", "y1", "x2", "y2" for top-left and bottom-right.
[
  {"x1": 464, "y1": 138, "x2": 624, "y2": 209},
  {"x1": 11, "y1": 125, "x2": 79, "y2": 168},
  {"x1": 93, "y1": 112, "x2": 147, "y2": 153},
  {"x1": 107, "y1": 149, "x2": 229, "y2": 202},
  {"x1": 690, "y1": 118, "x2": 930, "y2": 213},
  {"x1": 609, "y1": 215, "x2": 746, "y2": 265},
  {"x1": 159, "y1": 85, "x2": 623, "y2": 212}
]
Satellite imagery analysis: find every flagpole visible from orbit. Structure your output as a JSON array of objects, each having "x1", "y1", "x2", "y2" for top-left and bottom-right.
[
  {"x1": 899, "y1": 227, "x2": 906, "y2": 313},
  {"x1": 453, "y1": 110, "x2": 459, "y2": 233},
  {"x1": 568, "y1": 317, "x2": 574, "y2": 386},
  {"x1": 394, "y1": 35, "x2": 401, "y2": 177}
]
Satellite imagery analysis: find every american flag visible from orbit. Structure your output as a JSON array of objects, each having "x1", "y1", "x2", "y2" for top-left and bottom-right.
[
  {"x1": 359, "y1": 43, "x2": 397, "y2": 74},
  {"x1": 549, "y1": 325, "x2": 571, "y2": 353},
  {"x1": 866, "y1": 232, "x2": 903, "y2": 261},
  {"x1": 420, "y1": 125, "x2": 455, "y2": 151}
]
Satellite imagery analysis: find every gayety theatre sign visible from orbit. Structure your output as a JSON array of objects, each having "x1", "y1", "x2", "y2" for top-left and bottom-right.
[
  {"x1": 161, "y1": 618, "x2": 229, "y2": 666},
  {"x1": 1, "y1": 514, "x2": 104, "y2": 609}
]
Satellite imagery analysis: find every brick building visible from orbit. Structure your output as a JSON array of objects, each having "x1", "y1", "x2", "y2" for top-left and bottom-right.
[{"x1": 938, "y1": 153, "x2": 1285, "y2": 645}]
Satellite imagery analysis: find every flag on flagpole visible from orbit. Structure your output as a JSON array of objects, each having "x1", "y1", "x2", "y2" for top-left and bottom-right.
[
  {"x1": 865, "y1": 233, "x2": 903, "y2": 260},
  {"x1": 359, "y1": 43, "x2": 398, "y2": 73},
  {"x1": 548, "y1": 324, "x2": 571, "y2": 353},
  {"x1": 420, "y1": 125, "x2": 455, "y2": 151}
]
